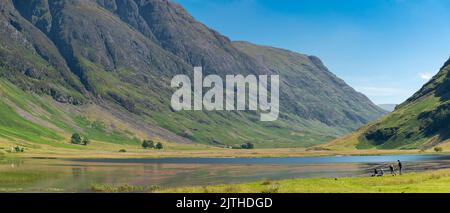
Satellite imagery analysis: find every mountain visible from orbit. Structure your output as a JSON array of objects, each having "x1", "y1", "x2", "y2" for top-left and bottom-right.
[
  {"x1": 232, "y1": 41, "x2": 385, "y2": 129},
  {"x1": 0, "y1": 0, "x2": 385, "y2": 150},
  {"x1": 324, "y1": 58, "x2": 450, "y2": 150},
  {"x1": 378, "y1": 104, "x2": 397, "y2": 112}
]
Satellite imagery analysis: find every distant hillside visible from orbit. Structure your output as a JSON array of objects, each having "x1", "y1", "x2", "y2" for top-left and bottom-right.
[
  {"x1": 233, "y1": 41, "x2": 385, "y2": 129},
  {"x1": 378, "y1": 104, "x2": 397, "y2": 112},
  {"x1": 324, "y1": 58, "x2": 450, "y2": 150},
  {"x1": 0, "y1": 0, "x2": 384, "y2": 150}
]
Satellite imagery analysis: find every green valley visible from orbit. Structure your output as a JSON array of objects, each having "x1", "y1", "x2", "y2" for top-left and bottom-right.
[{"x1": 0, "y1": 0, "x2": 385, "y2": 153}]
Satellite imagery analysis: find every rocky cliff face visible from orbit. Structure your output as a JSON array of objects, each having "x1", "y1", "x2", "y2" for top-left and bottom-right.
[{"x1": 0, "y1": 0, "x2": 385, "y2": 148}]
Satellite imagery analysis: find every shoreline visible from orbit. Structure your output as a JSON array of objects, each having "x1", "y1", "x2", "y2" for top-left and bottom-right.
[{"x1": 2, "y1": 147, "x2": 446, "y2": 160}]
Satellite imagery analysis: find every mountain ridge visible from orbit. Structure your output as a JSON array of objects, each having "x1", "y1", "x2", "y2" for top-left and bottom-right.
[{"x1": 0, "y1": 0, "x2": 385, "y2": 149}]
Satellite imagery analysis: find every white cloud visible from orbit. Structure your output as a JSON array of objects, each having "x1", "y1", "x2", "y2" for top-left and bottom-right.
[{"x1": 419, "y1": 72, "x2": 433, "y2": 81}]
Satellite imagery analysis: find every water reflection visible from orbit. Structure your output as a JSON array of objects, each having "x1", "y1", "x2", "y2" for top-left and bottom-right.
[{"x1": 1, "y1": 154, "x2": 450, "y2": 192}]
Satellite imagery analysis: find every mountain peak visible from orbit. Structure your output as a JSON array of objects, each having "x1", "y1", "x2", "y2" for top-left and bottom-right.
[{"x1": 0, "y1": 0, "x2": 384, "y2": 148}]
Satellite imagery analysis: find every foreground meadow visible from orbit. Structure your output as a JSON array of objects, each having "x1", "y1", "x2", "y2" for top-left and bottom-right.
[{"x1": 159, "y1": 168, "x2": 450, "y2": 193}]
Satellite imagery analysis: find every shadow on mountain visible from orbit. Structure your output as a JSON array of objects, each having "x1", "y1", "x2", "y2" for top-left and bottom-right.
[{"x1": 417, "y1": 71, "x2": 450, "y2": 140}]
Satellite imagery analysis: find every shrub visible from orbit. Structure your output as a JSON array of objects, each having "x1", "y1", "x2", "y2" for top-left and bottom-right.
[
  {"x1": 241, "y1": 142, "x2": 255, "y2": 149},
  {"x1": 119, "y1": 149, "x2": 127, "y2": 153},
  {"x1": 142, "y1": 140, "x2": 154, "y2": 149},
  {"x1": 14, "y1": 146, "x2": 24, "y2": 153},
  {"x1": 71, "y1": 133, "x2": 82, "y2": 144},
  {"x1": 261, "y1": 180, "x2": 272, "y2": 185},
  {"x1": 261, "y1": 184, "x2": 279, "y2": 193},
  {"x1": 246, "y1": 142, "x2": 254, "y2": 149},
  {"x1": 434, "y1": 147, "x2": 443, "y2": 152},
  {"x1": 71, "y1": 133, "x2": 90, "y2": 146},
  {"x1": 155, "y1": 142, "x2": 163, "y2": 150},
  {"x1": 82, "y1": 137, "x2": 90, "y2": 146}
]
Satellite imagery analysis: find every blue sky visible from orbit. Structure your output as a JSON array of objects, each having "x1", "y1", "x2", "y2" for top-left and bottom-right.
[{"x1": 174, "y1": 0, "x2": 450, "y2": 104}]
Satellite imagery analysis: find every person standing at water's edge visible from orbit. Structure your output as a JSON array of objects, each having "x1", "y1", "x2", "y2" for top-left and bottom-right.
[
  {"x1": 389, "y1": 165, "x2": 397, "y2": 176},
  {"x1": 398, "y1": 160, "x2": 403, "y2": 175}
]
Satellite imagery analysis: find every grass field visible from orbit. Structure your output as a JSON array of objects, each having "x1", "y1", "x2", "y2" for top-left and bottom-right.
[
  {"x1": 0, "y1": 170, "x2": 59, "y2": 192},
  {"x1": 159, "y1": 168, "x2": 450, "y2": 193}
]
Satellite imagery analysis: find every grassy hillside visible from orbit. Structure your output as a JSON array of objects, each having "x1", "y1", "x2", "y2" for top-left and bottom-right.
[
  {"x1": 324, "y1": 59, "x2": 450, "y2": 150},
  {"x1": 0, "y1": 79, "x2": 145, "y2": 149},
  {"x1": 0, "y1": 0, "x2": 385, "y2": 150}
]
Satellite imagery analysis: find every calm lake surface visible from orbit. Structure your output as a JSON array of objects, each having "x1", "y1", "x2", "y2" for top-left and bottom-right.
[{"x1": 1, "y1": 154, "x2": 450, "y2": 192}]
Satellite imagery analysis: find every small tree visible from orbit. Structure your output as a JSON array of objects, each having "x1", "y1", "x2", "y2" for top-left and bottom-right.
[
  {"x1": 155, "y1": 142, "x2": 163, "y2": 150},
  {"x1": 246, "y1": 142, "x2": 254, "y2": 149},
  {"x1": 142, "y1": 140, "x2": 150, "y2": 149},
  {"x1": 142, "y1": 140, "x2": 154, "y2": 149},
  {"x1": 434, "y1": 147, "x2": 443, "y2": 152},
  {"x1": 241, "y1": 142, "x2": 254, "y2": 149},
  {"x1": 71, "y1": 133, "x2": 82, "y2": 144},
  {"x1": 82, "y1": 137, "x2": 90, "y2": 146},
  {"x1": 14, "y1": 146, "x2": 24, "y2": 153}
]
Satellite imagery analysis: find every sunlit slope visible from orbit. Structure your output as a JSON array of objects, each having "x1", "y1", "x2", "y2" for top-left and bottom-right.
[
  {"x1": 0, "y1": 79, "x2": 144, "y2": 148},
  {"x1": 0, "y1": 0, "x2": 385, "y2": 149},
  {"x1": 324, "y1": 59, "x2": 450, "y2": 150}
]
